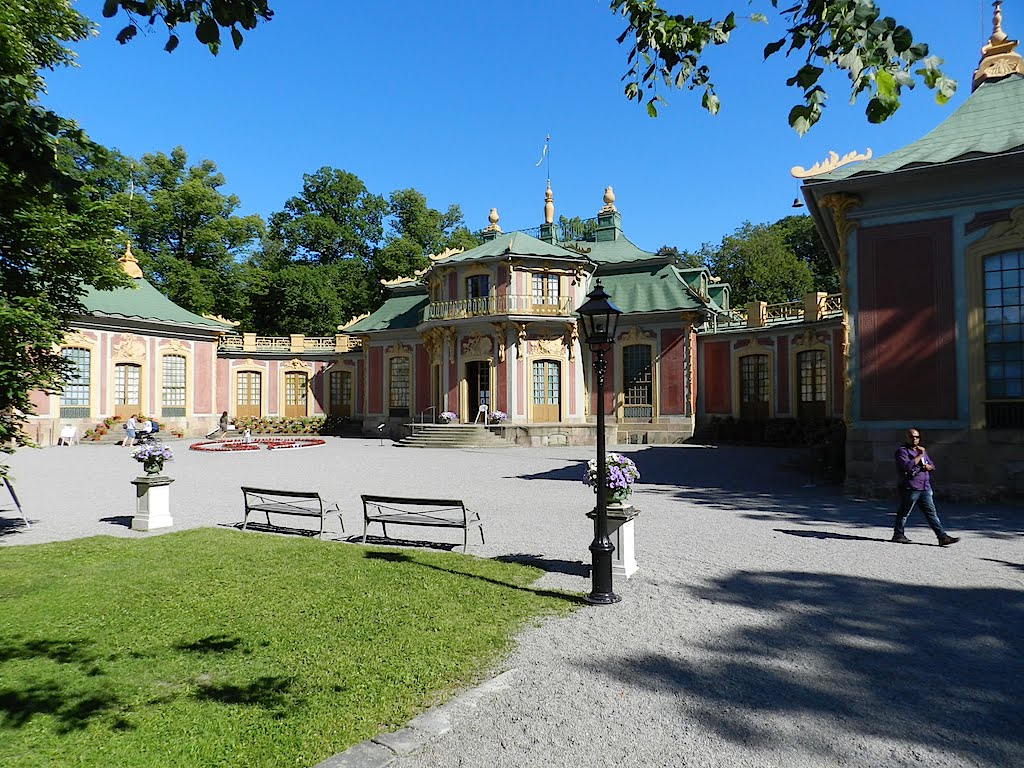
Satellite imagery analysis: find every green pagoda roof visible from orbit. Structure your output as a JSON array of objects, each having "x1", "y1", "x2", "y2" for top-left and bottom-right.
[
  {"x1": 598, "y1": 263, "x2": 713, "y2": 314},
  {"x1": 80, "y1": 278, "x2": 233, "y2": 331},
  {"x1": 344, "y1": 291, "x2": 429, "y2": 332},
  {"x1": 437, "y1": 231, "x2": 585, "y2": 264},
  {"x1": 569, "y1": 235, "x2": 657, "y2": 266},
  {"x1": 810, "y1": 75, "x2": 1024, "y2": 182}
]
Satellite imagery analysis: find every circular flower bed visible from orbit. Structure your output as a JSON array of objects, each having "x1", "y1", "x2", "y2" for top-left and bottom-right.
[{"x1": 190, "y1": 438, "x2": 326, "y2": 453}]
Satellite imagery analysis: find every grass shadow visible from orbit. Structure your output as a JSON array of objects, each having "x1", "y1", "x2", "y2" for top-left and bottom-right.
[{"x1": 494, "y1": 553, "x2": 589, "y2": 577}]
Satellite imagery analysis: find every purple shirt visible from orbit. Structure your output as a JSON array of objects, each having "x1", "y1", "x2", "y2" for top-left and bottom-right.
[{"x1": 895, "y1": 444, "x2": 933, "y2": 491}]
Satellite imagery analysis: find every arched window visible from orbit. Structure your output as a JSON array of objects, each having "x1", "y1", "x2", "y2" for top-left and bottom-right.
[
  {"x1": 60, "y1": 348, "x2": 91, "y2": 418},
  {"x1": 161, "y1": 355, "x2": 186, "y2": 417},
  {"x1": 622, "y1": 344, "x2": 653, "y2": 419},
  {"x1": 984, "y1": 251, "x2": 1023, "y2": 427},
  {"x1": 388, "y1": 357, "x2": 410, "y2": 417}
]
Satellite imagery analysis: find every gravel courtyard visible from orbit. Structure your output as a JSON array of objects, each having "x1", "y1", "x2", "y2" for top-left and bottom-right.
[{"x1": 2, "y1": 438, "x2": 1021, "y2": 768}]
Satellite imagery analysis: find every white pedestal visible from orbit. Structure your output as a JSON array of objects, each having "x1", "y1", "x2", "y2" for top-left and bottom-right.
[
  {"x1": 131, "y1": 475, "x2": 175, "y2": 531},
  {"x1": 588, "y1": 503, "x2": 640, "y2": 579}
]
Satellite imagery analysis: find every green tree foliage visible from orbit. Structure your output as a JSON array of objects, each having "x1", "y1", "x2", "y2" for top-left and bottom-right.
[
  {"x1": 771, "y1": 214, "x2": 839, "y2": 294},
  {"x1": 0, "y1": 0, "x2": 131, "y2": 459},
  {"x1": 691, "y1": 221, "x2": 815, "y2": 306},
  {"x1": 100, "y1": 2, "x2": 953, "y2": 133},
  {"x1": 611, "y1": 0, "x2": 956, "y2": 131},
  {"x1": 119, "y1": 147, "x2": 264, "y2": 318}
]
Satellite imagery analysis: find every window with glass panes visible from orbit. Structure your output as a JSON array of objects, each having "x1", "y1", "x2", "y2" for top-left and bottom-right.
[
  {"x1": 623, "y1": 344, "x2": 653, "y2": 418},
  {"x1": 796, "y1": 350, "x2": 827, "y2": 420},
  {"x1": 161, "y1": 355, "x2": 186, "y2": 416},
  {"x1": 389, "y1": 357, "x2": 410, "y2": 413},
  {"x1": 60, "y1": 348, "x2": 91, "y2": 417},
  {"x1": 330, "y1": 371, "x2": 352, "y2": 410},
  {"x1": 984, "y1": 251, "x2": 1024, "y2": 428},
  {"x1": 739, "y1": 354, "x2": 770, "y2": 420},
  {"x1": 531, "y1": 273, "x2": 559, "y2": 305},
  {"x1": 466, "y1": 274, "x2": 489, "y2": 299}
]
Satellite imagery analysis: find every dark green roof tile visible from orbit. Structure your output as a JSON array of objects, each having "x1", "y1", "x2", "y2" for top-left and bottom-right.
[
  {"x1": 598, "y1": 264, "x2": 710, "y2": 314},
  {"x1": 344, "y1": 292, "x2": 429, "y2": 332},
  {"x1": 81, "y1": 279, "x2": 233, "y2": 330}
]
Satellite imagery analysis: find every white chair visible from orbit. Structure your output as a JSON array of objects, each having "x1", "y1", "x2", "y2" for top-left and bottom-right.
[
  {"x1": 474, "y1": 404, "x2": 488, "y2": 424},
  {"x1": 57, "y1": 425, "x2": 78, "y2": 446}
]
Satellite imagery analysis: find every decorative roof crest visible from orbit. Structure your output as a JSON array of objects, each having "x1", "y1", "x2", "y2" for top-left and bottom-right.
[
  {"x1": 202, "y1": 313, "x2": 240, "y2": 326},
  {"x1": 429, "y1": 246, "x2": 464, "y2": 263},
  {"x1": 118, "y1": 241, "x2": 143, "y2": 278},
  {"x1": 599, "y1": 185, "x2": 617, "y2": 214},
  {"x1": 380, "y1": 275, "x2": 417, "y2": 287},
  {"x1": 791, "y1": 148, "x2": 873, "y2": 178},
  {"x1": 973, "y1": 1, "x2": 1024, "y2": 90},
  {"x1": 337, "y1": 313, "x2": 369, "y2": 331},
  {"x1": 482, "y1": 207, "x2": 502, "y2": 235},
  {"x1": 544, "y1": 181, "x2": 554, "y2": 225}
]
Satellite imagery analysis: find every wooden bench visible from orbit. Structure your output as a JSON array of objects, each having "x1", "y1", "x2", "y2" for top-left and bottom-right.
[
  {"x1": 360, "y1": 495, "x2": 484, "y2": 552},
  {"x1": 241, "y1": 487, "x2": 344, "y2": 539}
]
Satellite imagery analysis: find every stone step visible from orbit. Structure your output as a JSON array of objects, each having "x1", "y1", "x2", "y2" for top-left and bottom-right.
[{"x1": 397, "y1": 424, "x2": 509, "y2": 449}]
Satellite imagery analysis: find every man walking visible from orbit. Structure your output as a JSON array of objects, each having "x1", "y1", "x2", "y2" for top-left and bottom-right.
[{"x1": 893, "y1": 427, "x2": 959, "y2": 546}]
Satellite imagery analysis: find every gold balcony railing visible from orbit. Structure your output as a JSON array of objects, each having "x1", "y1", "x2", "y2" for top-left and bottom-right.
[
  {"x1": 822, "y1": 293, "x2": 843, "y2": 316},
  {"x1": 424, "y1": 294, "x2": 574, "y2": 321},
  {"x1": 217, "y1": 334, "x2": 363, "y2": 353},
  {"x1": 765, "y1": 300, "x2": 804, "y2": 323}
]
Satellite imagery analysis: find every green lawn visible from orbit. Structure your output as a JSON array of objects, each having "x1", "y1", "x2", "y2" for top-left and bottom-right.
[{"x1": 0, "y1": 529, "x2": 579, "y2": 767}]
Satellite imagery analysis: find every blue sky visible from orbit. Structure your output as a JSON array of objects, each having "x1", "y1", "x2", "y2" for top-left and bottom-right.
[{"x1": 47, "y1": 1, "x2": 995, "y2": 253}]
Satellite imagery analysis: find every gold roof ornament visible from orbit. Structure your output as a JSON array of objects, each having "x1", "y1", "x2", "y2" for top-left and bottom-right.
[
  {"x1": 429, "y1": 246, "x2": 464, "y2": 262},
  {"x1": 338, "y1": 312, "x2": 369, "y2": 331},
  {"x1": 482, "y1": 207, "x2": 502, "y2": 235},
  {"x1": 380, "y1": 275, "x2": 417, "y2": 287},
  {"x1": 118, "y1": 241, "x2": 143, "y2": 278},
  {"x1": 201, "y1": 313, "x2": 240, "y2": 326},
  {"x1": 974, "y1": 1, "x2": 1024, "y2": 90},
  {"x1": 599, "y1": 185, "x2": 617, "y2": 214},
  {"x1": 790, "y1": 148, "x2": 873, "y2": 178},
  {"x1": 544, "y1": 181, "x2": 554, "y2": 224}
]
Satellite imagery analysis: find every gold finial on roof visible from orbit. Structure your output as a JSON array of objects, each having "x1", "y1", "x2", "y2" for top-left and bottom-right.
[
  {"x1": 974, "y1": 1, "x2": 1024, "y2": 90},
  {"x1": 544, "y1": 181, "x2": 554, "y2": 225},
  {"x1": 118, "y1": 241, "x2": 143, "y2": 278},
  {"x1": 599, "y1": 186, "x2": 617, "y2": 214},
  {"x1": 482, "y1": 207, "x2": 502, "y2": 235}
]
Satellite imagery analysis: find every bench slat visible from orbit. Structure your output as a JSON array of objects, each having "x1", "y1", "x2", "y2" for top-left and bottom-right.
[
  {"x1": 242, "y1": 487, "x2": 344, "y2": 539},
  {"x1": 360, "y1": 494, "x2": 484, "y2": 552}
]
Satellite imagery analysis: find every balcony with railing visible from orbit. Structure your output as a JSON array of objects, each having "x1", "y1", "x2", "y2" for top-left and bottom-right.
[
  {"x1": 423, "y1": 294, "x2": 574, "y2": 322},
  {"x1": 715, "y1": 292, "x2": 843, "y2": 330},
  {"x1": 217, "y1": 334, "x2": 363, "y2": 354}
]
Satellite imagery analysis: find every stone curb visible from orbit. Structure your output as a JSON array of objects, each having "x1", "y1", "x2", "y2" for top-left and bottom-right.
[{"x1": 311, "y1": 669, "x2": 517, "y2": 768}]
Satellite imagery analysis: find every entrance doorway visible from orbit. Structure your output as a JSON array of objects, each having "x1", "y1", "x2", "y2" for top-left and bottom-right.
[
  {"x1": 114, "y1": 363, "x2": 141, "y2": 420},
  {"x1": 236, "y1": 371, "x2": 262, "y2": 419},
  {"x1": 466, "y1": 361, "x2": 491, "y2": 416},
  {"x1": 330, "y1": 370, "x2": 353, "y2": 419},
  {"x1": 284, "y1": 372, "x2": 308, "y2": 418},
  {"x1": 532, "y1": 360, "x2": 561, "y2": 422}
]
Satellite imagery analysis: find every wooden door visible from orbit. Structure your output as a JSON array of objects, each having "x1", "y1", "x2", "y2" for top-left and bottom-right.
[
  {"x1": 236, "y1": 371, "x2": 262, "y2": 419},
  {"x1": 330, "y1": 371, "x2": 352, "y2": 419},
  {"x1": 532, "y1": 360, "x2": 561, "y2": 422},
  {"x1": 284, "y1": 372, "x2": 308, "y2": 418},
  {"x1": 739, "y1": 354, "x2": 770, "y2": 421},
  {"x1": 114, "y1": 363, "x2": 141, "y2": 420},
  {"x1": 467, "y1": 361, "x2": 491, "y2": 414}
]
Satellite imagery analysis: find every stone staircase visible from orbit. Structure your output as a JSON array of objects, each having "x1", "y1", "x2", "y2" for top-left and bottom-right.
[{"x1": 396, "y1": 423, "x2": 510, "y2": 449}]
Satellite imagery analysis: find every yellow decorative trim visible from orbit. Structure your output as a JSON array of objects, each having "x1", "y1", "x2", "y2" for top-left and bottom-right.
[
  {"x1": 380, "y1": 276, "x2": 417, "y2": 287},
  {"x1": 492, "y1": 323, "x2": 507, "y2": 362},
  {"x1": 338, "y1": 313, "x2": 369, "y2": 331},
  {"x1": 62, "y1": 330, "x2": 93, "y2": 348},
  {"x1": 599, "y1": 185, "x2": 617, "y2": 214},
  {"x1": 283, "y1": 358, "x2": 309, "y2": 371},
  {"x1": 515, "y1": 323, "x2": 528, "y2": 351},
  {"x1": 974, "y1": 1, "x2": 1024, "y2": 90},
  {"x1": 790, "y1": 149, "x2": 872, "y2": 179},
  {"x1": 429, "y1": 247, "x2": 464, "y2": 263},
  {"x1": 202, "y1": 313, "x2": 239, "y2": 326},
  {"x1": 118, "y1": 242, "x2": 143, "y2": 279},
  {"x1": 566, "y1": 324, "x2": 578, "y2": 363}
]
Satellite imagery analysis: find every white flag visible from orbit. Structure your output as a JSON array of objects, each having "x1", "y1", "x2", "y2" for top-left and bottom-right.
[{"x1": 534, "y1": 134, "x2": 549, "y2": 167}]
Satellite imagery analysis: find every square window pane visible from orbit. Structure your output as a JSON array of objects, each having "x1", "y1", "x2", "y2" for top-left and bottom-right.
[
  {"x1": 986, "y1": 307, "x2": 1003, "y2": 324},
  {"x1": 986, "y1": 289, "x2": 1003, "y2": 307},
  {"x1": 1003, "y1": 288, "x2": 1021, "y2": 306},
  {"x1": 1003, "y1": 253, "x2": 1020, "y2": 270},
  {"x1": 1004, "y1": 269, "x2": 1021, "y2": 288}
]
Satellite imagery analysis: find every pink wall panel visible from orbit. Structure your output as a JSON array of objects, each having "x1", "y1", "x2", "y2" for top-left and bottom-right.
[
  {"x1": 857, "y1": 219, "x2": 956, "y2": 420},
  {"x1": 267, "y1": 361, "x2": 279, "y2": 416},
  {"x1": 415, "y1": 345, "x2": 430, "y2": 414},
  {"x1": 776, "y1": 335, "x2": 790, "y2": 415},
  {"x1": 216, "y1": 357, "x2": 231, "y2": 414},
  {"x1": 659, "y1": 329, "x2": 685, "y2": 415},
  {"x1": 567, "y1": 355, "x2": 575, "y2": 417},
  {"x1": 702, "y1": 341, "x2": 731, "y2": 414},
  {"x1": 195, "y1": 342, "x2": 213, "y2": 413},
  {"x1": 356, "y1": 358, "x2": 364, "y2": 416},
  {"x1": 447, "y1": 357, "x2": 457, "y2": 414},
  {"x1": 30, "y1": 389, "x2": 49, "y2": 414},
  {"x1": 368, "y1": 347, "x2": 383, "y2": 413}
]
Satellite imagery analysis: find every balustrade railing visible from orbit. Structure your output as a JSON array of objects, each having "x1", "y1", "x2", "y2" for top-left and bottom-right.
[
  {"x1": 423, "y1": 294, "x2": 573, "y2": 321},
  {"x1": 822, "y1": 293, "x2": 843, "y2": 316},
  {"x1": 217, "y1": 334, "x2": 363, "y2": 353},
  {"x1": 765, "y1": 300, "x2": 803, "y2": 322}
]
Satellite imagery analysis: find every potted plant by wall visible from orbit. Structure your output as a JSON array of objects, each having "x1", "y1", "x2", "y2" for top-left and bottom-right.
[
  {"x1": 488, "y1": 410, "x2": 508, "y2": 425},
  {"x1": 132, "y1": 444, "x2": 174, "y2": 476}
]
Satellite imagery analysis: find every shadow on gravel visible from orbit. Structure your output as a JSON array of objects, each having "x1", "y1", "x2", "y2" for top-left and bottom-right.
[
  {"x1": 590, "y1": 570, "x2": 1024, "y2": 767},
  {"x1": 495, "y1": 553, "x2": 589, "y2": 577},
  {"x1": 99, "y1": 515, "x2": 133, "y2": 529},
  {"x1": 0, "y1": 517, "x2": 30, "y2": 537}
]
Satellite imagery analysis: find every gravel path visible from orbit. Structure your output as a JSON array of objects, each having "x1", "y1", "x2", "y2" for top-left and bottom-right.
[{"x1": 2, "y1": 439, "x2": 1022, "y2": 768}]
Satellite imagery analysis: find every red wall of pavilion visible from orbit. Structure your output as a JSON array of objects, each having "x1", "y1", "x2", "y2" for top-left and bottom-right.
[
  {"x1": 857, "y1": 219, "x2": 956, "y2": 420},
  {"x1": 659, "y1": 329, "x2": 686, "y2": 414},
  {"x1": 702, "y1": 341, "x2": 731, "y2": 414},
  {"x1": 415, "y1": 344, "x2": 430, "y2": 414},
  {"x1": 367, "y1": 347, "x2": 383, "y2": 413},
  {"x1": 776, "y1": 335, "x2": 790, "y2": 416}
]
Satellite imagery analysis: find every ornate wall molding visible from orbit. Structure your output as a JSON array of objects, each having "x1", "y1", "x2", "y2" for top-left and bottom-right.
[
  {"x1": 283, "y1": 358, "x2": 310, "y2": 371},
  {"x1": 532, "y1": 336, "x2": 564, "y2": 357},
  {"x1": 492, "y1": 323, "x2": 507, "y2": 362},
  {"x1": 62, "y1": 330, "x2": 94, "y2": 348},
  {"x1": 461, "y1": 333, "x2": 493, "y2": 358},
  {"x1": 618, "y1": 325, "x2": 655, "y2": 345},
  {"x1": 792, "y1": 329, "x2": 828, "y2": 348},
  {"x1": 161, "y1": 339, "x2": 190, "y2": 355},
  {"x1": 112, "y1": 333, "x2": 145, "y2": 362},
  {"x1": 386, "y1": 342, "x2": 412, "y2": 356}
]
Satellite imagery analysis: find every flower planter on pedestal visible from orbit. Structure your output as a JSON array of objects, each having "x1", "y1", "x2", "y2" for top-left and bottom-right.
[
  {"x1": 130, "y1": 475, "x2": 175, "y2": 531},
  {"x1": 587, "y1": 501, "x2": 639, "y2": 579}
]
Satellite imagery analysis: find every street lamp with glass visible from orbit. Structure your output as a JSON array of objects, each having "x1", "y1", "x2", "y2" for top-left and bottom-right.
[{"x1": 576, "y1": 279, "x2": 623, "y2": 605}]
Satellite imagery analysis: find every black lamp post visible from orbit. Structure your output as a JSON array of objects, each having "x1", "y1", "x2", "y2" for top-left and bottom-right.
[{"x1": 576, "y1": 279, "x2": 623, "y2": 605}]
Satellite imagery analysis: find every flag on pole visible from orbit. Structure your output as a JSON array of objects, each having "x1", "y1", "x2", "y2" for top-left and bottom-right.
[{"x1": 534, "y1": 134, "x2": 550, "y2": 167}]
